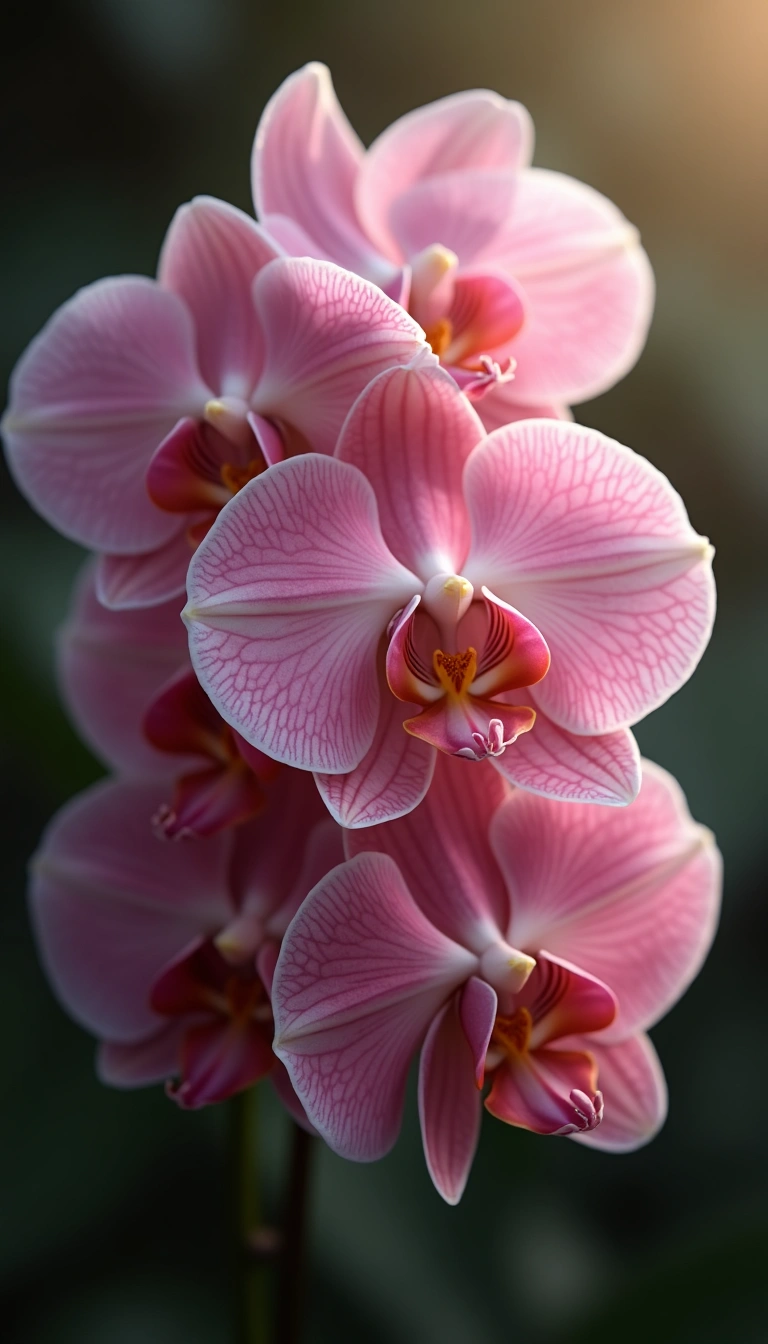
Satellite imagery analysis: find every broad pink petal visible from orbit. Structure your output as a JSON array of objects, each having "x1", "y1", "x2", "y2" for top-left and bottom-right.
[
  {"x1": 252, "y1": 63, "x2": 387, "y2": 280},
  {"x1": 30, "y1": 779, "x2": 233, "y2": 1041},
  {"x1": 335, "y1": 362, "x2": 482, "y2": 579},
  {"x1": 519, "y1": 953, "x2": 617, "y2": 1048},
  {"x1": 171, "y1": 1020, "x2": 274, "y2": 1109},
  {"x1": 464, "y1": 420, "x2": 716, "y2": 734},
  {"x1": 493, "y1": 695, "x2": 642, "y2": 805},
  {"x1": 347, "y1": 753, "x2": 511, "y2": 951},
  {"x1": 272, "y1": 852, "x2": 477, "y2": 1159},
  {"x1": 358, "y1": 90, "x2": 533, "y2": 259},
  {"x1": 270, "y1": 1059, "x2": 317, "y2": 1134},
  {"x1": 185, "y1": 455, "x2": 419, "y2": 772},
  {"x1": 568, "y1": 1033, "x2": 667, "y2": 1152},
  {"x1": 3, "y1": 277, "x2": 210, "y2": 551},
  {"x1": 158, "y1": 196, "x2": 280, "y2": 398},
  {"x1": 418, "y1": 992, "x2": 482, "y2": 1204},
  {"x1": 56, "y1": 561, "x2": 189, "y2": 774},
  {"x1": 97, "y1": 1023, "x2": 184, "y2": 1087},
  {"x1": 444, "y1": 269, "x2": 525, "y2": 363},
  {"x1": 387, "y1": 171, "x2": 518, "y2": 267},
  {"x1": 492, "y1": 168, "x2": 654, "y2": 403},
  {"x1": 251, "y1": 258, "x2": 432, "y2": 455},
  {"x1": 485, "y1": 1046, "x2": 599, "y2": 1135},
  {"x1": 474, "y1": 392, "x2": 572, "y2": 435},
  {"x1": 315, "y1": 664, "x2": 435, "y2": 828},
  {"x1": 459, "y1": 976, "x2": 498, "y2": 1086},
  {"x1": 96, "y1": 527, "x2": 193, "y2": 609},
  {"x1": 491, "y1": 762, "x2": 721, "y2": 1039}
]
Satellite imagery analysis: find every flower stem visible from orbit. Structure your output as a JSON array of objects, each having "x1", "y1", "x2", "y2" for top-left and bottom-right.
[
  {"x1": 231, "y1": 1086, "x2": 272, "y2": 1344},
  {"x1": 276, "y1": 1122, "x2": 315, "y2": 1344}
]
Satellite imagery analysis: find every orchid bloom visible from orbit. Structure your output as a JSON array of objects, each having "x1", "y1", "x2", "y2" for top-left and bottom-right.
[
  {"x1": 57, "y1": 562, "x2": 280, "y2": 839},
  {"x1": 272, "y1": 757, "x2": 721, "y2": 1203},
  {"x1": 30, "y1": 773, "x2": 341, "y2": 1111},
  {"x1": 2, "y1": 195, "x2": 431, "y2": 608},
  {"x1": 252, "y1": 63, "x2": 654, "y2": 427},
  {"x1": 184, "y1": 363, "x2": 714, "y2": 826}
]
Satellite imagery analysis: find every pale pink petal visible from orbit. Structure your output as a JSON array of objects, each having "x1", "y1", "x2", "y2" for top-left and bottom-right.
[
  {"x1": 493, "y1": 696, "x2": 642, "y2": 806},
  {"x1": 492, "y1": 168, "x2": 654, "y2": 403},
  {"x1": 252, "y1": 63, "x2": 388, "y2": 280},
  {"x1": 272, "y1": 852, "x2": 477, "y2": 1159},
  {"x1": 96, "y1": 527, "x2": 193, "y2": 609},
  {"x1": 171, "y1": 1022, "x2": 274, "y2": 1109},
  {"x1": 159, "y1": 197, "x2": 280, "y2": 398},
  {"x1": 97, "y1": 1023, "x2": 185, "y2": 1087},
  {"x1": 485, "y1": 1046, "x2": 599, "y2": 1135},
  {"x1": 335, "y1": 362, "x2": 482, "y2": 579},
  {"x1": 568, "y1": 1033, "x2": 668, "y2": 1151},
  {"x1": 386, "y1": 172, "x2": 518, "y2": 267},
  {"x1": 30, "y1": 779, "x2": 233, "y2": 1041},
  {"x1": 315, "y1": 664, "x2": 435, "y2": 828},
  {"x1": 464, "y1": 420, "x2": 716, "y2": 734},
  {"x1": 459, "y1": 976, "x2": 498, "y2": 1086},
  {"x1": 491, "y1": 763, "x2": 722, "y2": 1039},
  {"x1": 358, "y1": 90, "x2": 533, "y2": 259},
  {"x1": 56, "y1": 561, "x2": 189, "y2": 774},
  {"x1": 474, "y1": 392, "x2": 572, "y2": 435},
  {"x1": 347, "y1": 754, "x2": 510, "y2": 951},
  {"x1": 270, "y1": 1059, "x2": 317, "y2": 1134},
  {"x1": 185, "y1": 455, "x2": 419, "y2": 772},
  {"x1": 3, "y1": 277, "x2": 210, "y2": 552},
  {"x1": 251, "y1": 257, "x2": 432, "y2": 456},
  {"x1": 418, "y1": 992, "x2": 482, "y2": 1204}
]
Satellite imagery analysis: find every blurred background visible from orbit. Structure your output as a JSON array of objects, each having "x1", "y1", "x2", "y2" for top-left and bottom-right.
[{"x1": 2, "y1": 0, "x2": 766, "y2": 1339}]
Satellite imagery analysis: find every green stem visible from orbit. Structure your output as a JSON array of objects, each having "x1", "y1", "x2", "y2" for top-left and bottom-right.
[
  {"x1": 276, "y1": 1123, "x2": 315, "y2": 1344},
  {"x1": 231, "y1": 1086, "x2": 271, "y2": 1344}
]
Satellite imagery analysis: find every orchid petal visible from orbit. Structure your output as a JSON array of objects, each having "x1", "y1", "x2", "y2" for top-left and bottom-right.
[
  {"x1": 98, "y1": 1024, "x2": 184, "y2": 1088},
  {"x1": 519, "y1": 952, "x2": 617, "y2": 1048},
  {"x1": 493, "y1": 697, "x2": 642, "y2": 805},
  {"x1": 418, "y1": 992, "x2": 483, "y2": 1204},
  {"x1": 347, "y1": 753, "x2": 510, "y2": 951},
  {"x1": 270, "y1": 1059, "x2": 317, "y2": 1134},
  {"x1": 56, "y1": 562, "x2": 190, "y2": 775},
  {"x1": 358, "y1": 90, "x2": 533, "y2": 259},
  {"x1": 315, "y1": 663, "x2": 435, "y2": 828},
  {"x1": 252, "y1": 63, "x2": 387, "y2": 280},
  {"x1": 493, "y1": 168, "x2": 654, "y2": 403},
  {"x1": 464, "y1": 420, "x2": 715, "y2": 734},
  {"x1": 444, "y1": 269, "x2": 525, "y2": 363},
  {"x1": 474, "y1": 394, "x2": 572, "y2": 435},
  {"x1": 3, "y1": 277, "x2": 210, "y2": 552},
  {"x1": 158, "y1": 196, "x2": 280, "y2": 398},
  {"x1": 404, "y1": 696, "x2": 535, "y2": 760},
  {"x1": 30, "y1": 779, "x2": 232, "y2": 1041},
  {"x1": 485, "y1": 1046, "x2": 599, "y2": 1136},
  {"x1": 491, "y1": 762, "x2": 721, "y2": 1039},
  {"x1": 252, "y1": 258, "x2": 432, "y2": 455},
  {"x1": 459, "y1": 976, "x2": 498, "y2": 1086},
  {"x1": 185, "y1": 455, "x2": 419, "y2": 772},
  {"x1": 568, "y1": 1033, "x2": 667, "y2": 1151},
  {"x1": 273, "y1": 852, "x2": 476, "y2": 1160},
  {"x1": 171, "y1": 1021, "x2": 274, "y2": 1109},
  {"x1": 96, "y1": 527, "x2": 193, "y2": 609},
  {"x1": 387, "y1": 171, "x2": 519, "y2": 267},
  {"x1": 335, "y1": 362, "x2": 482, "y2": 579}
]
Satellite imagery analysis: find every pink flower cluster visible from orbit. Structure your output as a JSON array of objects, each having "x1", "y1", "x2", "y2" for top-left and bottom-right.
[{"x1": 4, "y1": 64, "x2": 720, "y2": 1201}]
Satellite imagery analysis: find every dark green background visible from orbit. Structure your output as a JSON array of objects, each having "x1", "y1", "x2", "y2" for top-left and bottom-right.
[{"x1": 2, "y1": 1, "x2": 766, "y2": 1339}]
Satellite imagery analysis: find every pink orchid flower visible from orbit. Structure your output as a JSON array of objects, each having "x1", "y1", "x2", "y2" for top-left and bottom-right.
[
  {"x1": 30, "y1": 773, "x2": 342, "y2": 1111},
  {"x1": 2, "y1": 195, "x2": 432, "y2": 608},
  {"x1": 184, "y1": 363, "x2": 714, "y2": 826},
  {"x1": 272, "y1": 757, "x2": 721, "y2": 1203},
  {"x1": 58, "y1": 561, "x2": 280, "y2": 839},
  {"x1": 252, "y1": 63, "x2": 654, "y2": 427}
]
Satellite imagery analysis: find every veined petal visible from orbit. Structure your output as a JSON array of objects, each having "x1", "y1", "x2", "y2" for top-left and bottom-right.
[
  {"x1": 315, "y1": 663, "x2": 435, "y2": 828},
  {"x1": 185, "y1": 455, "x2": 419, "y2": 772},
  {"x1": 358, "y1": 90, "x2": 533, "y2": 259},
  {"x1": 29, "y1": 779, "x2": 233, "y2": 1042},
  {"x1": 252, "y1": 257, "x2": 433, "y2": 455},
  {"x1": 464, "y1": 420, "x2": 715, "y2": 734},
  {"x1": 336, "y1": 362, "x2": 482, "y2": 579},
  {"x1": 491, "y1": 762, "x2": 721, "y2": 1039},
  {"x1": 418, "y1": 992, "x2": 483, "y2": 1204},
  {"x1": 347, "y1": 753, "x2": 511, "y2": 951},
  {"x1": 3, "y1": 277, "x2": 210, "y2": 552},
  {"x1": 492, "y1": 168, "x2": 654, "y2": 403},
  {"x1": 252, "y1": 63, "x2": 388, "y2": 280},
  {"x1": 158, "y1": 197, "x2": 281, "y2": 398},
  {"x1": 567, "y1": 1033, "x2": 667, "y2": 1151},
  {"x1": 273, "y1": 852, "x2": 477, "y2": 1160},
  {"x1": 96, "y1": 528, "x2": 193, "y2": 609},
  {"x1": 519, "y1": 952, "x2": 617, "y2": 1048},
  {"x1": 485, "y1": 1046, "x2": 599, "y2": 1136},
  {"x1": 56, "y1": 561, "x2": 190, "y2": 775},
  {"x1": 387, "y1": 171, "x2": 519, "y2": 267},
  {"x1": 493, "y1": 697, "x2": 642, "y2": 806}
]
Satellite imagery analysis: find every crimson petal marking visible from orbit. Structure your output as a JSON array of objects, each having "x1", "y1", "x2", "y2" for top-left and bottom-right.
[
  {"x1": 418, "y1": 993, "x2": 483, "y2": 1204},
  {"x1": 485, "y1": 1046, "x2": 599, "y2": 1136},
  {"x1": 517, "y1": 952, "x2": 617, "y2": 1048},
  {"x1": 444, "y1": 269, "x2": 526, "y2": 364}
]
